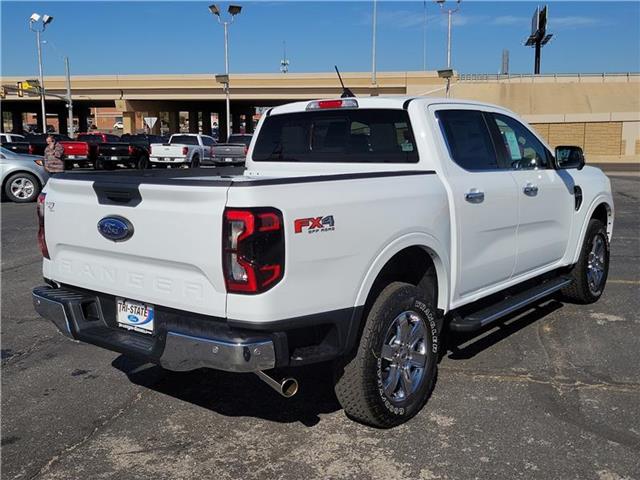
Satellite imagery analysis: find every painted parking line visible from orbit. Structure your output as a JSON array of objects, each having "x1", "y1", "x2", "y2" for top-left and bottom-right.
[{"x1": 608, "y1": 279, "x2": 640, "y2": 284}]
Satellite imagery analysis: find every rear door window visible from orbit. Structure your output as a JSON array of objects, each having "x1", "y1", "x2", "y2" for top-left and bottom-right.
[
  {"x1": 436, "y1": 110, "x2": 499, "y2": 171},
  {"x1": 253, "y1": 109, "x2": 418, "y2": 163}
]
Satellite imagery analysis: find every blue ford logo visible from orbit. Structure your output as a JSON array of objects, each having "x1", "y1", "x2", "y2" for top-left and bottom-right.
[{"x1": 97, "y1": 216, "x2": 134, "y2": 242}]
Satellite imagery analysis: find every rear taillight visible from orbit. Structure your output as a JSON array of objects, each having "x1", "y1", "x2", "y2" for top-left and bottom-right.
[
  {"x1": 243, "y1": 145, "x2": 249, "y2": 156},
  {"x1": 128, "y1": 145, "x2": 135, "y2": 155},
  {"x1": 28, "y1": 144, "x2": 35, "y2": 155},
  {"x1": 37, "y1": 193, "x2": 50, "y2": 259},
  {"x1": 182, "y1": 146, "x2": 188, "y2": 155},
  {"x1": 223, "y1": 208, "x2": 284, "y2": 294}
]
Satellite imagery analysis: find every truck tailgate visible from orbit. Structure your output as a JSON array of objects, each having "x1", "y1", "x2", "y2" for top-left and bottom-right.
[
  {"x1": 151, "y1": 145, "x2": 184, "y2": 158},
  {"x1": 43, "y1": 177, "x2": 230, "y2": 317},
  {"x1": 62, "y1": 141, "x2": 89, "y2": 156}
]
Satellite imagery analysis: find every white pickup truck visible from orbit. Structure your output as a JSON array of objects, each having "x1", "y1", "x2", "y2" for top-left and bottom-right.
[
  {"x1": 149, "y1": 133, "x2": 216, "y2": 167},
  {"x1": 33, "y1": 97, "x2": 613, "y2": 428}
]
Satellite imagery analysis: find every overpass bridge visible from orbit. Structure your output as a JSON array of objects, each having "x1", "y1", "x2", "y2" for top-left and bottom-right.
[{"x1": 1, "y1": 71, "x2": 639, "y2": 160}]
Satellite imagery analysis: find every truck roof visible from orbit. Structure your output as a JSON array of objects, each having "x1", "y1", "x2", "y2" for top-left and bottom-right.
[{"x1": 268, "y1": 96, "x2": 509, "y2": 116}]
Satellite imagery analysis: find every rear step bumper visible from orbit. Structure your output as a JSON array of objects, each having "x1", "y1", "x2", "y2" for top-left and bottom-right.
[
  {"x1": 32, "y1": 285, "x2": 276, "y2": 373},
  {"x1": 449, "y1": 276, "x2": 573, "y2": 332}
]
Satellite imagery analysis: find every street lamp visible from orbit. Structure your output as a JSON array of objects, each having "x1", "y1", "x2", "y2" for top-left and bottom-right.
[
  {"x1": 209, "y1": 4, "x2": 242, "y2": 142},
  {"x1": 42, "y1": 40, "x2": 74, "y2": 138},
  {"x1": 437, "y1": 68, "x2": 454, "y2": 98},
  {"x1": 435, "y1": 0, "x2": 460, "y2": 69},
  {"x1": 28, "y1": 12, "x2": 53, "y2": 134}
]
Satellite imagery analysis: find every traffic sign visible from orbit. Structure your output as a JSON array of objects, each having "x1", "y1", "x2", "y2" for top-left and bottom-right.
[{"x1": 143, "y1": 117, "x2": 158, "y2": 129}]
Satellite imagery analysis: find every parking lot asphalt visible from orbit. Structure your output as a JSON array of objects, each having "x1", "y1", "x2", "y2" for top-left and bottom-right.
[{"x1": 1, "y1": 173, "x2": 639, "y2": 480}]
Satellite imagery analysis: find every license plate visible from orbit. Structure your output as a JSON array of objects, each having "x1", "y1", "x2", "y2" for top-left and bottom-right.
[
  {"x1": 111, "y1": 156, "x2": 118, "y2": 160},
  {"x1": 162, "y1": 157, "x2": 169, "y2": 162},
  {"x1": 116, "y1": 298, "x2": 154, "y2": 334},
  {"x1": 68, "y1": 155, "x2": 77, "y2": 159},
  {"x1": 225, "y1": 157, "x2": 233, "y2": 162}
]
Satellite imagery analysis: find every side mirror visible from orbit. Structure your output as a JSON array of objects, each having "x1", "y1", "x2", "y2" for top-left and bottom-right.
[
  {"x1": 555, "y1": 145, "x2": 585, "y2": 170},
  {"x1": 0, "y1": 154, "x2": 5, "y2": 160}
]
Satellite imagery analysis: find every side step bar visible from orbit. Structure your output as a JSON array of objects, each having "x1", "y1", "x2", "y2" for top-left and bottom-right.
[{"x1": 449, "y1": 276, "x2": 573, "y2": 332}]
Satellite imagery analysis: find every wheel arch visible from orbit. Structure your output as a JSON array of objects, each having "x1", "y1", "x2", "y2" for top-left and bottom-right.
[
  {"x1": 2, "y1": 169, "x2": 44, "y2": 194},
  {"x1": 571, "y1": 197, "x2": 614, "y2": 265},
  {"x1": 355, "y1": 233, "x2": 450, "y2": 314}
]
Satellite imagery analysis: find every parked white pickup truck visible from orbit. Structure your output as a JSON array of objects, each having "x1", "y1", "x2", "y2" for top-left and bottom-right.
[
  {"x1": 33, "y1": 97, "x2": 613, "y2": 428},
  {"x1": 149, "y1": 133, "x2": 215, "y2": 167}
]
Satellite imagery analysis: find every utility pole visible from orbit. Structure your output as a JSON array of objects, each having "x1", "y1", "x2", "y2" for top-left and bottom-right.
[
  {"x1": 371, "y1": 0, "x2": 377, "y2": 85},
  {"x1": 423, "y1": 0, "x2": 427, "y2": 71},
  {"x1": 209, "y1": 4, "x2": 242, "y2": 142},
  {"x1": 64, "y1": 56, "x2": 74, "y2": 138},
  {"x1": 29, "y1": 13, "x2": 53, "y2": 133},
  {"x1": 436, "y1": 0, "x2": 461, "y2": 69}
]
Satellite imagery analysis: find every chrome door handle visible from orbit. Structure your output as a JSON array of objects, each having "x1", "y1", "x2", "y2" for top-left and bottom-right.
[
  {"x1": 523, "y1": 183, "x2": 539, "y2": 196},
  {"x1": 465, "y1": 189, "x2": 485, "y2": 204}
]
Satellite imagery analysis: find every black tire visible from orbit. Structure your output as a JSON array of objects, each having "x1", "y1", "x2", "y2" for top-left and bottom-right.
[
  {"x1": 561, "y1": 219, "x2": 610, "y2": 304},
  {"x1": 334, "y1": 281, "x2": 439, "y2": 428},
  {"x1": 190, "y1": 155, "x2": 200, "y2": 168},
  {"x1": 94, "y1": 158, "x2": 103, "y2": 170},
  {"x1": 4, "y1": 172, "x2": 41, "y2": 203},
  {"x1": 136, "y1": 156, "x2": 150, "y2": 170}
]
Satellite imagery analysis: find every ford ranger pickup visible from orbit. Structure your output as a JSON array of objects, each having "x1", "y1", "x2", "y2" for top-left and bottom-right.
[{"x1": 32, "y1": 97, "x2": 613, "y2": 428}]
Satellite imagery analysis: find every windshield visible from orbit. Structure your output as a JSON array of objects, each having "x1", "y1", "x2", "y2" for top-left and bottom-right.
[{"x1": 253, "y1": 109, "x2": 418, "y2": 163}]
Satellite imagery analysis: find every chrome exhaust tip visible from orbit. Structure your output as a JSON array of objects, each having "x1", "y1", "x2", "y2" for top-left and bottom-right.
[{"x1": 255, "y1": 370, "x2": 299, "y2": 398}]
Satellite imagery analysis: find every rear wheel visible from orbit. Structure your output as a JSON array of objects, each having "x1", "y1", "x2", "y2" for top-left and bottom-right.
[
  {"x1": 334, "y1": 282, "x2": 439, "y2": 428},
  {"x1": 4, "y1": 172, "x2": 41, "y2": 203},
  {"x1": 137, "y1": 156, "x2": 150, "y2": 169},
  {"x1": 562, "y1": 219, "x2": 610, "y2": 303}
]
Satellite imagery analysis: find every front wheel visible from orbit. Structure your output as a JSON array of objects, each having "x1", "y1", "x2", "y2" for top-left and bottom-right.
[
  {"x1": 562, "y1": 219, "x2": 610, "y2": 304},
  {"x1": 190, "y1": 155, "x2": 200, "y2": 168},
  {"x1": 334, "y1": 282, "x2": 439, "y2": 428},
  {"x1": 4, "y1": 172, "x2": 41, "y2": 203}
]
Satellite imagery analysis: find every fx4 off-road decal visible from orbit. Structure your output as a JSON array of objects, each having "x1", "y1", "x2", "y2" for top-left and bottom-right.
[{"x1": 294, "y1": 215, "x2": 335, "y2": 234}]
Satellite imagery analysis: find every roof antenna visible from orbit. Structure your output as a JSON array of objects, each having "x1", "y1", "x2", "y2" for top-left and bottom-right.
[{"x1": 334, "y1": 66, "x2": 355, "y2": 98}]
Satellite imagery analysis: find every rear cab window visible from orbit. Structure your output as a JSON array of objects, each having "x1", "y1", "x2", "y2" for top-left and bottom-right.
[
  {"x1": 170, "y1": 135, "x2": 199, "y2": 146},
  {"x1": 253, "y1": 109, "x2": 418, "y2": 163}
]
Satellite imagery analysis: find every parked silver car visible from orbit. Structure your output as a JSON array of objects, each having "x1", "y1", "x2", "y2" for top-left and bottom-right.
[{"x1": 0, "y1": 146, "x2": 49, "y2": 203}]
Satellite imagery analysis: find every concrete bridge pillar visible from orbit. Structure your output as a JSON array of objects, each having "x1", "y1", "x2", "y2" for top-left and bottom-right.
[
  {"x1": 188, "y1": 111, "x2": 199, "y2": 133},
  {"x1": 202, "y1": 111, "x2": 212, "y2": 136},
  {"x1": 36, "y1": 111, "x2": 44, "y2": 133},
  {"x1": 78, "y1": 110, "x2": 89, "y2": 133},
  {"x1": 122, "y1": 111, "x2": 136, "y2": 135},
  {"x1": 168, "y1": 111, "x2": 180, "y2": 134},
  {"x1": 218, "y1": 112, "x2": 228, "y2": 142},
  {"x1": 58, "y1": 112, "x2": 68, "y2": 136},
  {"x1": 12, "y1": 111, "x2": 23, "y2": 134},
  {"x1": 245, "y1": 108, "x2": 255, "y2": 133},
  {"x1": 231, "y1": 111, "x2": 242, "y2": 134},
  {"x1": 147, "y1": 112, "x2": 161, "y2": 135}
]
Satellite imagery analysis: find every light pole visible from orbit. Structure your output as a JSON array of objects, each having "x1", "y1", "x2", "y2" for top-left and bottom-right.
[
  {"x1": 43, "y1": 40, "x2": 74, "y2": 138},
  {"x1": 436, "y1": 0, "x2": 460, "y2": 69},
  {"x1": 28, "y1": 13, "x2": 53, "y2": 134},
  {"x1": 209, "y1": 4, "x2": 242, "y2": 142},
  {"x1": 371, "y1": 0, "x2": 377, "y2": 85}
]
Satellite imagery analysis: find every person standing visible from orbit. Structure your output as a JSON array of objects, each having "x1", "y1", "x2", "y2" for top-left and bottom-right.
[{"x1": 44, "y1": 135, "x2": 65, "y2": 174}]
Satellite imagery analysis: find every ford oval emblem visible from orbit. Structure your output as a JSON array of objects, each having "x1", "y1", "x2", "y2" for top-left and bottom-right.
[{"x1": 97, "y1": 216, "x2": 134, "y2": 242}]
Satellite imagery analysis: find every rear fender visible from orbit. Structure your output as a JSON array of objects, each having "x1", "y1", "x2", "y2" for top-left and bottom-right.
[{"x1": 354, "y1": 232, "x2": 450, "y2": 312}]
